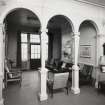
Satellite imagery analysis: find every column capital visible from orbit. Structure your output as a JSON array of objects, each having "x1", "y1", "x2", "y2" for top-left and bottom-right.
[
  {"x1": 72, "y1": 65, "x2": 80, "y2": 71},
  {"x1": 73, "y1": 32, "x2": 80, "y2": 36},
  {"x1": 41, "y1": 28, "x2": 48, "y2": 42},
  {"x1": 41, "y1": 28, "x2": 48, "y2": 33},
  {"x1": 97, "y1": 33, "x2": 105, "y2": 38}
]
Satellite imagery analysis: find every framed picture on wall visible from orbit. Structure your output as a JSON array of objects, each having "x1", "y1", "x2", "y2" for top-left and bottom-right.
[
  {"x1": 80, "y1": 45, "x2": 91, "y2": 58},
  {"x1": 62, "y1": 40, "x2": 73, "y2": 62}
]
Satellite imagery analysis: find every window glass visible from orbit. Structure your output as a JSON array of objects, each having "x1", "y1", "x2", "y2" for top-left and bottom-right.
[
  {"x1": 31, "y1": 54, "x2": 34, "y2": 59},
  {"x1": 21, "y1": 33, "x2": 27, "y2": 42},
  {"x1": 31, "y1": 45, "x2": 40, "y2": 59},
  {"x1": 21, "y1": 44, "x2": 28, "y2": 61},
  {"x1": 30, "y1": 34, "x2": 40, "y2": 43}
]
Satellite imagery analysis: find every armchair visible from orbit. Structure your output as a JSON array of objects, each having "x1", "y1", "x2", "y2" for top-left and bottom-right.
[
  {"x1": 47, "y1": 71, "x2": 69, "y2": 97},
  {"x1": 4, "y1": 59, "x2": 22, "y2": 87}
]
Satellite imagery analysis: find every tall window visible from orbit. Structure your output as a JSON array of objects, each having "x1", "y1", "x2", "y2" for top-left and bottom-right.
[
  {"x1": 30, "y1": 34, "x2": 40, "y2": 43},
  {"x1": 21, "y1": 33, "x2": 28, "y2": 61},
  {"x1": 30, "y1": 34, "x2": 40, "y2": 59},
  {"x1": 31, "y1": 45, "x2": 40, "y2": 59}
]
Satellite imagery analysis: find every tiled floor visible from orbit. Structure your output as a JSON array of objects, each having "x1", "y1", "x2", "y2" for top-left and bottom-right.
[{"x1": 3, "y1": 71, "x2": 105, "y2": 105}]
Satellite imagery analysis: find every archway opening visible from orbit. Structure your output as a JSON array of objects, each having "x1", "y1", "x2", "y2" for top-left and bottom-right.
[
  {"x1": 4, "y1": 8, "x2": 41, "y2": 70},
  {"x1": 47, "y1": 15, "x2": 74, "y2": 67},
  {"x1": 79, "y1": 20, "x2": 98, "y2": 83}
]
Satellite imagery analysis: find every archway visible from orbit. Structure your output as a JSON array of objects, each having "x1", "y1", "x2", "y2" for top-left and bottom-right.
[
  {"x1": 79, "y1": 20, "x2": 98, "y2": 83},
  {"x1": 2, "y1": 7, "x2": 42, "y2": 104},
  {"x1": 47, "y1": 15, "x2": 74, "y2": 64},
  {"x1": 4, "y1": 8, "x2": 41, "y2": 70}
]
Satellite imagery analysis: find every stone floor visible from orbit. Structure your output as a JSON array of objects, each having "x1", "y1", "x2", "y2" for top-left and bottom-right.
[{"x1": 3, "y1": 71, "x2": 105, "y2": 105}]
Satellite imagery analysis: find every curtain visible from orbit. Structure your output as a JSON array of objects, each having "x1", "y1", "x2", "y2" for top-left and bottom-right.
[{"x1": 17, "y1": 30, "x2": 21, "y2": 68}]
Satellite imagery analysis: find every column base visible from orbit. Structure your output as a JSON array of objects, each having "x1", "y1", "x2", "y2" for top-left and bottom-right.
[
  {"x1": 0, "y1": 98, "x2": 4, "y2": 105},
  {"x1": 71, "y1": 87, "x2": 80, "y2": 94},
  {"x1": 38, "y1": 93, "x2": 48, "y2": 101},
  {"x1": 95, "y1": 81, "x2": 98, "y2": 88}
]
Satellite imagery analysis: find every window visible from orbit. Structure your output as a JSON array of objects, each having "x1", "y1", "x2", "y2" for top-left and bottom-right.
[
  {"x1": 21, "y1": 44, "x2": 28, "y2": 61},
  {"x1": 30, "y1": 34, "x2": 40, "y2": 43},
  {"x1": 21, "y1": 33, "x2": 28, "y2": 61},
  {"x1": 21, "y1": 33, "x2": 41, "y2": 61},
  {"x1": 31, "y1": 45, "x2": 40, "y2": 59},
  {"x1": 21, "y1": 33, "x2": 27, "y2": 43},
  {"x1": 30, "y1": 34, "x2": 40, "y2": 59}
]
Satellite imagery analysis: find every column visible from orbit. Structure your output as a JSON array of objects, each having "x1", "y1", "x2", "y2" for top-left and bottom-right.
[
  {"x1": 95, "y1": 34, "x2": 105, "y2": 88},
  {"x1": 71, "y1": 32, "x2": 80, "y2": 94},
  {"x1": 0, "y1": 23, "x2": 4, "y2": 105},
  {"x1": 39, "y1": 28, "x2": 48, "y2": 101}
]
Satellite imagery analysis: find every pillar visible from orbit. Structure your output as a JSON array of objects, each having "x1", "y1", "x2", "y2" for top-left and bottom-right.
[
  {"x1": 39, "y1": 28, "x2": 48, "y2": 101},
  {"x1": 95, "y1": 34, "x2": 105, "y2": 88},
  {"x1": 71, "y1": 32, "x2": 80, "y2": 94},
  {"x1": 0, "y1": 23, "x2": 4, "y2": 105}
]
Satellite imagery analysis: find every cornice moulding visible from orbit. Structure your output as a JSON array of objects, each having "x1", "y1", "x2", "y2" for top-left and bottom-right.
[{"x1": 74, "y1": 0, "x2": 105, "y2": 8}]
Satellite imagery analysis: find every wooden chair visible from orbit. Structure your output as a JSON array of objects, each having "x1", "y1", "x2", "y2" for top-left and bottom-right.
[
  {"x1": 47, "y1": 71, "x2": 69, "y2": 97},
  {"x1": 4, "y1": 59, "x2": 22, "y2": 88}
]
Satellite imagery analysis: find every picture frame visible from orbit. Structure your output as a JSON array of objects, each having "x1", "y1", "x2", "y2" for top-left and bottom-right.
[
  {"x1": 62, "y1": 39, "x2": 73, "y2": 62},
  {"x1": 80, "y1": 45, "x2": 91, "y2": 58}
]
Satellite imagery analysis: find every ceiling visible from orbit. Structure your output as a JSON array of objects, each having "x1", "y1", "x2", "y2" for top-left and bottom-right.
[{"x1": 1, "y1": 0, "x2": 105, "y2": 6}]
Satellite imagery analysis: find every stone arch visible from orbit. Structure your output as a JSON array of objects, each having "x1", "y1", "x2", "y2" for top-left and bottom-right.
[
  {"x1": 3, "y1": 7, "x2": 42, "y2": 69},
  {"x1": 79, "y1": 19, "x2": 99, "y2": 66},
  {"x1": 47, "y1": 14, "x2": 75, "y2": 32},
  {"x1": 0, "y1": 6, "x2": 42, "y2": 26},
  {"x1": 46, "y1": 14, "x2": 74, "y2": 62},
  {"x1": 79, "y1": 19, "x2": 99, "y2": 34}
]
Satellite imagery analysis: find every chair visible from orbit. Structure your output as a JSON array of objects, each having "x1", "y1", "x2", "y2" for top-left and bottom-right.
[
  {"x1": 4, "y1": 59, "x2": 22, "y2": 87},
  {"x1": 79, "y1": 64, "x2": 93, "y2": 86},
  {"x1": 47, "y1": 71, "x2": 69, "y2": 97},
  {"x1": 98, "y1": 70, "x2": 105, "y2": 93}
]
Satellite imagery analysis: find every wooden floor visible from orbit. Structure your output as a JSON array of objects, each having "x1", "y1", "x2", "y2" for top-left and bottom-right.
[{"x1": 3, "y1": 71, "x2": 105, "y2": 105}]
